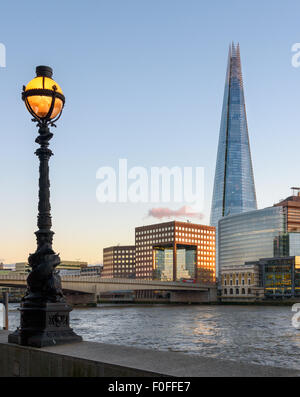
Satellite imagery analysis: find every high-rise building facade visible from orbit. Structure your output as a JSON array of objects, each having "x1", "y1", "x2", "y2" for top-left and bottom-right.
[
  {"x1": 218, "y1": 206, "x2": 286, "y2": 270},
  {"x1": 135, "y1": 221, "x2": 216, "y2": 284},
  {"x1": 274, "y1": 191, "x2": 300, "y2": 232},
  {"x1": 102, "y1": 246, "x2": 136, "y2": 278},
  {"x1": 218, "y1": 193, "x2": 300, "y2": 272},
  {"x1": 210, "y1": 43, "x2": 257, "y2": 273}
]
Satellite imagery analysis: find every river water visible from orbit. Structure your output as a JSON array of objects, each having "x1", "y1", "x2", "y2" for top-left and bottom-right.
[{"x1": 7, "y1": 303, "x2": 300, "y2": 370}]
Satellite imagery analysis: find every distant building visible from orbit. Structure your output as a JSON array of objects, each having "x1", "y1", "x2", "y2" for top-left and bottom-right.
[
  {"x1": 80, "y1": 265, "x2": 102, "y2": 277},
  {"x1": 220, "y1": 256, "x2": 300, "y2": 301},
  {"x1": 219, "y1": 206, "x2": 285, "y2": 270},
  {"x1": 220, "y1": 263, "x2": 264, "y2": 302},
  {"x1": 274, "y1": 191, "x2": 300, "y2": 232},
  {"x1": 15, "y1": 262, "x2": 30, "y2": 274},
  {"x1": 102, "y1": 246, "x2": 136, "y2": 278},
  {"x1": 58, "y1": 269, "x2": 81, "y2": 276},
  {"x1": 218, "y1": 192, "x2": 300, "y2": 273},
  {"x1": 0, "y1": 263, "x2": 15, "y2": 271},
  {"x1": 0, "y1": 270, "x2": 14, "y2": 275},
  {"x1": 57, "y1": 260, "x2": 88, "y2": 273},
  {"x1": 260, "y1": 256, "x2": 300, "y2": 299},
  {"x1": 0, "y1": 264, "x2": 26, "y2": 301},
  {"x1": 135, "y1": 221, "x2": 216, "y2": 284},
  {"x1": 13, "y1": 261, "x2": 88, "y2": 275}
]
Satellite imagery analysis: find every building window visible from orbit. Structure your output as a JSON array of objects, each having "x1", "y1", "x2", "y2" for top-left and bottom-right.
[
  {"x1": 230, "y1": 289, "x2": 233, "y2": 295},
  {"x1": 236, "y1": 288, "x2": 239, "y2": 295}
]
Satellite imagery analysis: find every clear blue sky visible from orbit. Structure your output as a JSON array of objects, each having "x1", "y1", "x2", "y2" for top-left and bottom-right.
[{"x1": 0, "y1": 0, "x2": 300, "y2": 263}]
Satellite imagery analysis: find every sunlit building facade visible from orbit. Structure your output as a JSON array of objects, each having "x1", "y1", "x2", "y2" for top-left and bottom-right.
[
  {"x1": 220, "y1": 263, "x2": 264, "y2": 302},
  {"x1": 135, "y1": 221, "x2": 216, "y2": 284},
  {"x1": 274, "y1": 191, "x2": 300, "y2": 232},
  {"x1": 102, "y1": 245, "x2": 136, "y2": 278}
]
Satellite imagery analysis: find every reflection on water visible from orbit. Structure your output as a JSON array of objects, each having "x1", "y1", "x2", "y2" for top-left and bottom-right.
[{"x1": 7, "y1": 303, "x2": 300, "y2": 369}]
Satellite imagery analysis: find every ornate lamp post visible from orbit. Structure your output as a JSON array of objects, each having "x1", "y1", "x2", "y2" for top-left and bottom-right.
[{"x1": 8, "y1": 66, "x2": 82, "y2": 347}]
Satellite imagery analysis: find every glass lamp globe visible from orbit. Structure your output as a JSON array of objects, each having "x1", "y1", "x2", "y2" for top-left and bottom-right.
[{"x1": 23, "y1": 66, "x2": 65, "y2": 121}]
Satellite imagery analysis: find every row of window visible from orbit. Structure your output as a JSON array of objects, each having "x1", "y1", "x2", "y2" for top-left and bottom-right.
[
  {"x1": 136, "y1": 227, "x2": 174, "y2": 235},
  {"x1": 224, "y1": 273, "x2": 252, "y2": 278},
  {"x1": 224, "y1": 279, "x2": 252, "y2": 286},
  {"x1": 175, "y1": 227, "x2": 214, "y2": 234},
  {"x1": 223, "y1": 288, "x2": 252, "y2": 295}
]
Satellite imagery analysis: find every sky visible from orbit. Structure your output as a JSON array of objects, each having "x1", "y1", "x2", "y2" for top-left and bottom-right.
[{"x1": 1, "y1": 0, "x2": 300, "y2": 264}]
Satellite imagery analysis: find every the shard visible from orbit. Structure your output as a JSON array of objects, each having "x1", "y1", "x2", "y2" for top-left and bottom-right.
[{"x1": 210, "y1": 43, "x2": 257, "y2": 270}]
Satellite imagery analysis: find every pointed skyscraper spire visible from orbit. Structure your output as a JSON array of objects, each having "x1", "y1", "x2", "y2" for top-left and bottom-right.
[{"x1": 210, "y1": 43, "x2": 257, "y2": 273}]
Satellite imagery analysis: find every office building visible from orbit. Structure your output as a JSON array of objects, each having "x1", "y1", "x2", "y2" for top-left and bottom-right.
[
  {"x1": 274, "y1": 190, "x2": 300, "y2": 232},
  {"x1": 135, "y1": 221, "x2": 216, "y2": 284},
  {"x1": 220, "y1": 263, "x2": 264, "y2": 302},
  {"x1": 0, "y1": 263, "x2": 15, "y2": 271},
  {"x1": 102, "y1": 246, "x2": 136, "y2": 278},
  {"x1": 15, "y1": 262, "x2": 30, "y2": 274},
  {"x1": 220, "y1": 256, "x2": 300, "y2": 301},
  {"x1": 210, "y1": 43, "x2": 257, "y2": 273},
  {"x1": 260, "y1": 256, "x2": 300, "y2": 298},
  {"x1": 219, "y1": 192, "x2": 300, "y2": 272},
  {"x1": 81, "y1": 265, "x2": 103, "y2": 277},
  {"x1": 219, "y1": 206, "x2": 285, "y2": 270},
  {"x1": 57, "y1": 260, "x2": 88, "y2": 273}
]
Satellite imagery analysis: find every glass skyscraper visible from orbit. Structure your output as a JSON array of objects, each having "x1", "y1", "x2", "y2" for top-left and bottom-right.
[
  {"x1": 210, "y1": 43, "x2": 257, "y2": 274},
  {"x1": 218, "y1": 207, "x2": 286, "y2": 269}
]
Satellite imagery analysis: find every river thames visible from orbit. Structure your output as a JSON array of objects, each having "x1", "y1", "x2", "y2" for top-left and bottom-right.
[{"x1": 7, "y1": 303, "x2": 300, "y2": 370}]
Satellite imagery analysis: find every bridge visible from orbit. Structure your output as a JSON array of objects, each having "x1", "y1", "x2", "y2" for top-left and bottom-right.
[{"x1": 0, "y1": 274, "x2": 217, "y2": 304}]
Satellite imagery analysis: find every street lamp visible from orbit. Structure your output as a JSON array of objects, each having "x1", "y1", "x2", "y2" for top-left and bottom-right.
[{"x1": 8, "y1": 66, "x2": 82, "y2": 347}]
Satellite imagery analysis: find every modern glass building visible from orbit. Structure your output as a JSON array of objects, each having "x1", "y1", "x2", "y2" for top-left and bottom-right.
[
  {"x1": 176, "y1": 245, "x2": 196, "y2": 280},
  {"x1": 210, "y1": 43, "x2": 257, "y2": 273},
  {"x1": 260, "y1": 256, "x2": 300, "y2": 298},
  {"x1": 218, "y1": 206, "x2": 286, "y2": 270},
  {"x1": 153, "y1": 245, "x2": 197, "y2": 281},
  {"x1": 153, "y1": 247, "x2": 174, "y2": 281},
  {"x1": 289, "y1": 233, "x2": 300, "y2": 256}
]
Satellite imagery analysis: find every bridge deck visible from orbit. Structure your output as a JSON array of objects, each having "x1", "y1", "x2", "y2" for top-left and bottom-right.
[{"x1": 0, "y1": 274, "x2": 214, "y2": 294}]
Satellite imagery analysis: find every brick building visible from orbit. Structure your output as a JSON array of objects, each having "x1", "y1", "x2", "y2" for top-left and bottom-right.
[
  {"x1": 102, "y1": 246, "x2": 136, "y2": 278},
  {"x1": 135, "y1": 221, "x2": 216, "y2": 284}
]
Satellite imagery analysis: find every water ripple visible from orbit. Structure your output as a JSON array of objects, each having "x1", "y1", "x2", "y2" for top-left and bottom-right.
[{"x1": 7, "y1": 303, "x2": 300, "y2": 369}]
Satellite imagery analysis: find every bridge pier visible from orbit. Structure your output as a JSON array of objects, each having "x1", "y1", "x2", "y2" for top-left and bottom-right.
[
  {"x1": 65, "y1": 293, "x2": 97, "y2": 306},
  {"x1": 170, "y1": 289, "x2": 217, "y2": 303}
]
